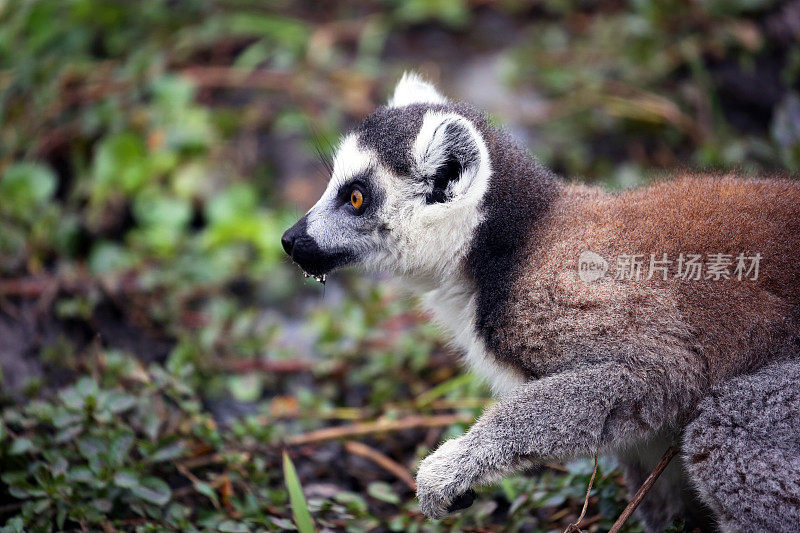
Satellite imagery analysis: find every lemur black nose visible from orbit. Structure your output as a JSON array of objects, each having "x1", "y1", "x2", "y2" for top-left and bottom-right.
[
  {"x1": 281, "y1": 216, "x2": 308, "y2": 257},
  {"x1": 281, "y1": 232, "x2": 294, "y2": 255}
]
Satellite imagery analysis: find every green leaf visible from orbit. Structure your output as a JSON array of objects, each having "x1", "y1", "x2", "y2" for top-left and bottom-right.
[
  {"x1": 0, "y1": 162, "x2": 56, "y2": 219},
  {"x1": 114, "y1": 469, "x2": 140, "y2": 489},
  {"x1": 499, "y1": 478, "x2": 518, "y2": 502},
  {"x1": 9, "y1": 437, "x2": 35, "y2": 455},
  {"x1": 67, "y1": 466, "x2": 95, "y2": 484},
  {"x1": 149, "y1": 440, "x2": 186, "y2": 463},
  {"x1": 415, "y1": 373, "x2": 476, "y2": 407},
  {"x1": 132, "y1": 193, "x2": 192, "y2": 230},
  {"x1": 1, "y1": 516, "x2": 25, "y2": 533},
  {"x1": 227, "y1": 374, "x2": 263, "y2": 403},
  {"x1": 222, "y1": 13, "x2": 308, "y2": 45},
  {"x1": 206, "y1": 184, "x2": 258, "y2": 224},
  {"x1": 57, "y1": 506, "x2": 67, "y2": 530},
  {"x1": 108, "y1": 432, "x2": 135, "y2": 465},
  {"x1": 92, "y1": 132, "x2": 149, "y2": 198},
  {"x1": 282, "y1": 451, "x2": 315, "y2": 533},
  {"x1": 367, "y1": 481, "x2": 400, "y2": 505},
  {"x1": 77, "y1": 437, "x2": 104, "y2": 461},
  {"x1": 152, "y1": 75, "x2": 195, "y2": 109},
  {"x1": 333, "y1": 491, "x2": 367, "y2": 514},
  {"x1": 88, "y1": 242, "x2": 135, "y2": 275},
  {"x1": 194, "y1": 481, "x2": 219, "y2": 506},
  {"x1": 106, "y1": 391, "x2": 137, "y2": 414},
  {"x1": 269, "y1": 517, "x2": 297, "y2": 530},
  {"x1": 132, "y1": 476, "x2": 172, "y2": 506},
  {"x1": 53, "y1": 410, "x2": 82, "y2": 428},
  {"x1": 217, "y1": 520, "x2": 250, "y2": 533}
]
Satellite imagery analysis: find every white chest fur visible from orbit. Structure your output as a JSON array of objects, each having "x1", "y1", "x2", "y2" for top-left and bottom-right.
[{"x1": 418, "y1": 278, "x2": 525, "y2": 397}]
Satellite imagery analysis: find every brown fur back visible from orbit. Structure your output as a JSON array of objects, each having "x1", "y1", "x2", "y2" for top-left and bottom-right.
[{"x1": 499, "y1": 175, "x2": 800, "y2": 383}]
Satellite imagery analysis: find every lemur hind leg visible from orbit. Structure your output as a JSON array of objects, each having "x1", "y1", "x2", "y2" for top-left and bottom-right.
[{"x1": 682, "y1": 358, "x2": 800, "y2": 533}]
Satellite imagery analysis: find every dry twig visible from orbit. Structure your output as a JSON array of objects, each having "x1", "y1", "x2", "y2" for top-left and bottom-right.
[
  {"x1": 176, "y1": 464, "x2": 221, "y2": 510},
  {"x1": 285, "y1": 413, "x2": 473, "y2": 446},
  {"x1": 223, "y1": 358, "x2": 333, "y2": 375},
  {"x1": 609, "y1": 445, "x2": 679, "y2": 533},
  {"x1": 344, "y1": 440, "x2": 417, "y2": 490},
  {"x1": 563, "y1": 453, "x2": 598, "y2": 533}
]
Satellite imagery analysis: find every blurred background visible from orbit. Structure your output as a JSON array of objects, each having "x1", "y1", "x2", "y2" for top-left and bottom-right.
[{"x1": 0, "y1": 1, "x2": 798, "y2": 531}]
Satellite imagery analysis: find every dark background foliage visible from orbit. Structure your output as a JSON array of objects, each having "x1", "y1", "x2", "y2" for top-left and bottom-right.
[{"x1": 0, "y1": 0, "x2": 798, "y2": 531}]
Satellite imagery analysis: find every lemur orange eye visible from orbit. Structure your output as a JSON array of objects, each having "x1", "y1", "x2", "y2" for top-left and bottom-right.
[{"x1": 350, "y1": 189, "x2": 363, "y2": 210}]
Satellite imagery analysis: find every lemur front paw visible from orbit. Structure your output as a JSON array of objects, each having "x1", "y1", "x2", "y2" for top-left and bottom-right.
[{"x1": 416, "y1": 436, "x2": 480, "y2": 519}]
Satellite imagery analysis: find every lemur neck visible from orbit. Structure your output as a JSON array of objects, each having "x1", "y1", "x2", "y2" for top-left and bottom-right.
[{"x1": 464, "y1": 131, "x2": 563, "y2": 343}]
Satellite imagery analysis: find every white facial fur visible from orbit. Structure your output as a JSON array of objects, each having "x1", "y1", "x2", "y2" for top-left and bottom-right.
[
  {"x1": 305, "y1": 102, "x2": 492, "y2": 284},
  {"x1": 304, "y1": 134, "x2": 374, "y2": 251},
  {"x1": 366, "y1": 111, "x2": 492, "y2": 281},
  {"x1": 301, "y1": 73, "x2": 526, "y2": 394}
]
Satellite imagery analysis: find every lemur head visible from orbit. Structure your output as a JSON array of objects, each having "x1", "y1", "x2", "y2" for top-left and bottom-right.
[{"x1": 281, "y1": 73, "x2": 496, "y2": 282}]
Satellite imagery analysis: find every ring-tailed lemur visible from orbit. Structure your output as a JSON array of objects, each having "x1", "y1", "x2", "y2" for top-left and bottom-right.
[{"x1": 281, "y1": 73, "x2": 800, "y2": 532}]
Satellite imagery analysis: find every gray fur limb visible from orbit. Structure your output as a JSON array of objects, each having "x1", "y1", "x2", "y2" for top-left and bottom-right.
[
  {"x1": 416, "y1": 360, "x2": 702, "y2": 519},
  {"x1": 682, "y1": 357, "x2": 800, "y2": 533}
]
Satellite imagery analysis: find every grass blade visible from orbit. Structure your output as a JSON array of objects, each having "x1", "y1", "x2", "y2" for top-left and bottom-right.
[{"x1": 282, "y1": 451, "x2": 316, "y2": 533}]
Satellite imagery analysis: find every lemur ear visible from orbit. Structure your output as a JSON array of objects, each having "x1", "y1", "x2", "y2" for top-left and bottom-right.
[
  {"x1": 412, "y1": 113, "x2": 489, "y2": 204},
  {"x1": 388, "y1": 72, "x2": 447, "y2": 108}
]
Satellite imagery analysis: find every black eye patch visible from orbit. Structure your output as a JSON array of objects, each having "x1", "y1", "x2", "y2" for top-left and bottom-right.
[{"x1": 336, "y1": 170, "x2": 380, "y2": 215}]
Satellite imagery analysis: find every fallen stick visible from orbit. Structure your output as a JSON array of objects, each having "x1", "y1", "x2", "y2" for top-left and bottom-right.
[
  {"x1": 563, "y1": 454, "x2": 598, "y2": 533},
  {"x1": 609, "y1": 445, "x2": 679, "y2": 533},
  {"x1": 576, "y1": 515, "x2": 602, "y2": 528},
  {"x1": 285, "y1": 413, "x2": 473, "y2": 446},
  {"x1": 344, "y1": 440, "x2": 417, "y2": 491},
  {"x1": 0, "y1": 276, "x2": 61, "y2": 297}
]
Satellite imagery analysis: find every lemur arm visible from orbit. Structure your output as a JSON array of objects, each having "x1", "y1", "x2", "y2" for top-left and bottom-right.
[{"x1": 416, "y1": 360, "x2": 703, "y2": 519}]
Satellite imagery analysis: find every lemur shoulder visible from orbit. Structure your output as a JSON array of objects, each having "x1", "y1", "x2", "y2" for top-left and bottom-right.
[{"x1": 282, "y1": 73, "x2": 800, "y2": 532}]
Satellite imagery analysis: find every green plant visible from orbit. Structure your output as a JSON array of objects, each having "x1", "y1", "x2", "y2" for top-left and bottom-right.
[{"x1": 282, "y1": 452, "x2": 316, "y2": 533}]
